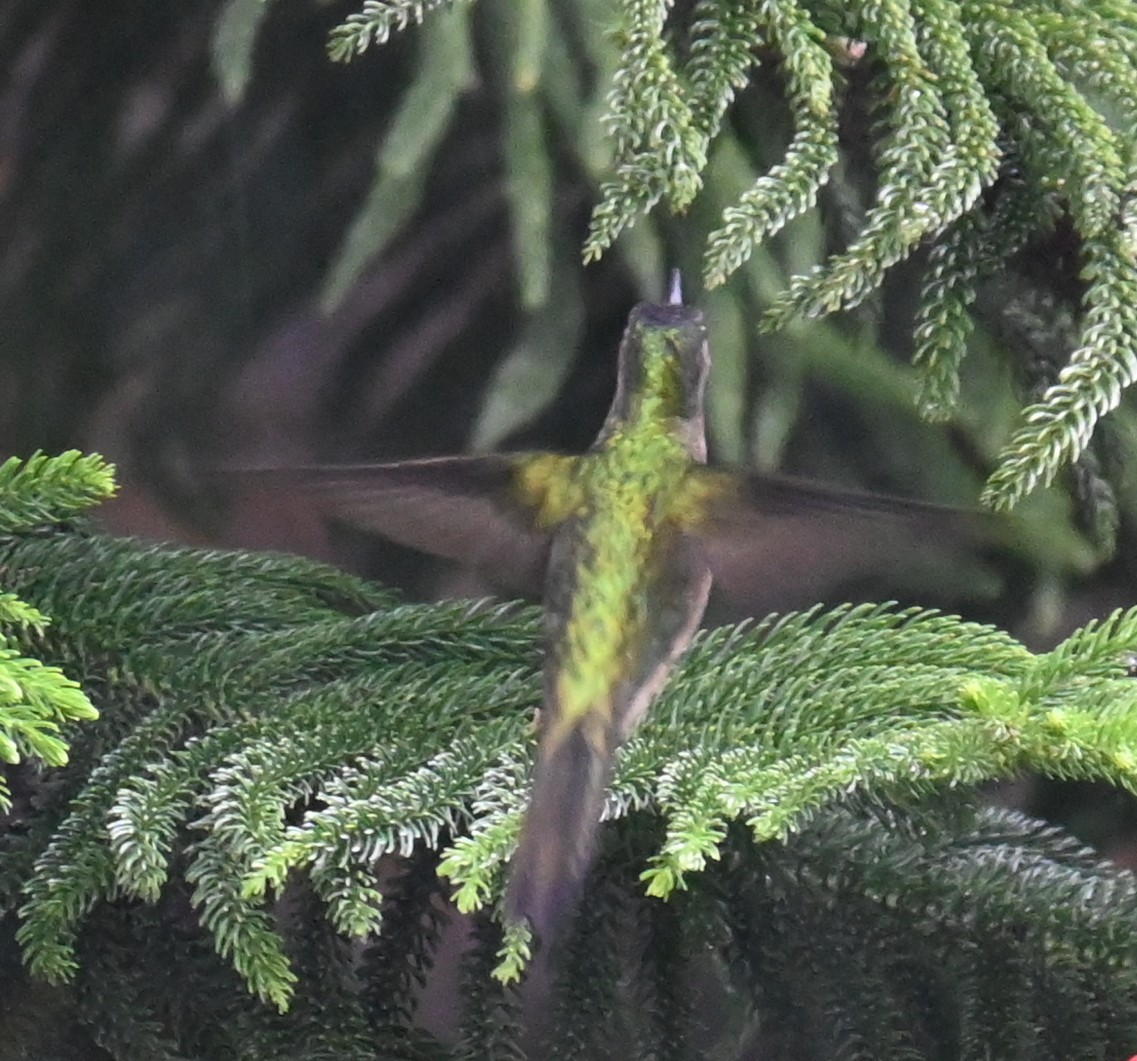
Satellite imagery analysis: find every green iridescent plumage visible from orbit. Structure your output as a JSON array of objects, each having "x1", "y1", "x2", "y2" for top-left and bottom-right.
[
  {"x1": 279, "y1": 283, "x2": 993, "y2": 940},
  {"x1": 505, "y1": 297, "x2": 714, "y2": 933}
]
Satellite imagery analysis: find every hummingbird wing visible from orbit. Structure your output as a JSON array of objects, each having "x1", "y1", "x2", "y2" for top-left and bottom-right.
[
  {"x1": 246, "y1": 457, "x2": 561, "y2": 596},
  {"x1": 687, "y1": 469, "x2": 997, "y2": 615}
]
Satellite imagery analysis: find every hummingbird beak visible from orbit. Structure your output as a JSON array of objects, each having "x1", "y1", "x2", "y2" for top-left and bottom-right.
[{"x1": 668, "y1": 268, "x2": 684, "y2": 306}]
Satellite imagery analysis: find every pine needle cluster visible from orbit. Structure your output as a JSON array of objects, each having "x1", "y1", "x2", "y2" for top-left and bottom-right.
[
  {"x1": 324, "y1": 0, "x2": 1137, "y2": 511},
  {"x1": 0, "y1": 453, "x2": 109, "y2": 812},
  {"x1": 2, "y1": 446, "x2": 1137, "y2": 1054}
]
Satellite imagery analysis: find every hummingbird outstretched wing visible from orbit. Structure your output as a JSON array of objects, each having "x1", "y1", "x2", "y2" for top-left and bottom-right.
[
  {"x1": 688, "y1": 469, "x2": 997, "y2": 615},
  {"x1": 249, "y1": 456, "x2": 560, "y2": 596}
]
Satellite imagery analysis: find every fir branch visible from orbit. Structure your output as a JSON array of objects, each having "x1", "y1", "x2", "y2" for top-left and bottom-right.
[
  {"x1": 685, "y1": 0, "x2": 763, "y2": 140},
  {"x1": 981, "y1": 226, "x2": 1137, "y2": 508},
  {"x1": 457, "y1": 913, "x2": 525, "y2": 1061},
  {"x1": 6, "y1": 529, "x2": 1137, "y2": 1052},
  {"x1": 0, "y1": 452, "x2": 109, "y2": 813},
  {"x1": 185, "y1": 840, "x2": 299, "y2": 1012},
  {"x1": 185, "y1": 666, "x2": 528, "y2": 1006},
  {"x1": 0, "y1": 591, "x2": 49, "y2": 630},
  {"x1": 0, "y1": 450, "x2": 115, "y2": 534},
  {"x1": 436, "y1": 753, "x2": 533, "y2": 919},
  {"x1": 911, "y1": 208, "x2": 987, "y2": 419},
  {"x1": 242, "y1": 726, "x2": 524, "y2": 921},
  {"x1": 725, "y1": 806, "x2": 1137, "y2": 1057},
  {"x1": 253, "y1": 888, "x2": 379, "y2": 1061},
  {"x1": 583, "y1": 0, "x2": 708, "y2": 260},
  {"x1": 10, "y1": 537, "x2": 394, "y2": 985},
  {"x1": 327, "y1": 0, "x2": 470, "y2": 61},
  {"x1": 108, "y1": 715, "x2": 267, "y2": 905},
  {"x1": 546, "y1": 867, "x2": 629, "y2": 1059},
  {"x1": 759, "y1": 0, "x2": 999, "y2": 327},
  {"x1": 15, "y1": 690, "x2": 216, "y2": 983},
  {"x1": 0, "y1": 648, "x2": 98, "y2": 769},
  {"x1": 324, "y1": 0, "x2": 1137, "y2": 509},
  {"x1": 1040, "y1": 9, "x2": 1137, "y2": 133},
  {"x1": 702, "y1": 0, "x2": 840, "y2": 288},
  {"x1": 912, "y1": 165, "x2": 1057, "y2": 419},
  {"x1": 628, "y1": 885, "x2": 692, "y2": 1061},
  {"x1": 959, "y1": 0, "x2": 1136, "y2": 505},
  {"x1": 0, "y1": 533, "x2": 393, "y2": 672},
  {"x1": 970, "y1": 1, "x2": 1126, "y2": 240},
  {"x1": 74, "y1": 906, "x2": 198, "y2": 1061}
]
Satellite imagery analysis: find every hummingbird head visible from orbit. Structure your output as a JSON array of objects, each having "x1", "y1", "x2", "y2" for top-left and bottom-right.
[{"x1": 605, "y1": 298, "x2": 710, "y2": 458}]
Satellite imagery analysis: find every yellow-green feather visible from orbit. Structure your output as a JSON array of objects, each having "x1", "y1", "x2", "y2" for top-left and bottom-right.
[
  {"x1": 512, "y1": 453, "x2": 582, "y2": 526},
  {"x1": 505, "y1": 305, "x2": 713, "y2": 937},
  {"x1": 549, "y1": 357, "x2": 695, "y2": 737}
]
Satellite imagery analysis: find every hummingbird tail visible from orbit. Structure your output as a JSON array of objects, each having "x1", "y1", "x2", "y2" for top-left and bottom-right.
[{"x1": 505, "y1": 723, "x2": 613, "y2": 943}]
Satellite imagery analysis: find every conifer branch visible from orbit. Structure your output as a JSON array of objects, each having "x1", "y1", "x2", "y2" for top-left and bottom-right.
[
  {"x1": 0, "y1": 452, "x2": 111, "y2": 813},
  {"x1": 582, "y1": 0, "x2": 708, "y2": 259},
  {"x1": 981, "y1": 227, "x2": 1137, "y2": 508},
  {"x1": 327, "y1": 0, "x2": 469, "y2": 61},
  {"x1": 0, "y1": 450, "x2": 115, "y2": 534},
  {"x1": 701, "y1": 0, "x2": 839, "y2": 288},
  {"x1": 358, "y1": 844, "x2": 449, "y2": 1047},
  {"x1": 321, "y1": 7, "x2": 475, "y2": 312},
  {"x1": 328, "y1": 0, "x2": 1137, "y2": 510},
  {"x1": 459, "y1": 913, "x2": 526, "y2": 1060},
  {"x1": 6, "y1": 523, "x2": 1137, "y2": 1037}
]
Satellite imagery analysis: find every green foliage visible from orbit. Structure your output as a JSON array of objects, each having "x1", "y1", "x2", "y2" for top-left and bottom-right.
[
  {"x1": 320, "y1": 0, "x2": 1137, "y2": 512},
  {"x1": 327, "y1": 0, "x2": 473, "y2": 61},
  {"x1": 320, "y1": 4, "x2": 476, "y2": 312},
  {"x1": 0, "y1": 452, "x2": 111, "y2": 811},
  {"x1": 0, "y1": 450, "x2": 116, "y2": 533},
  {"x1": 4, "y1": 524, "x2": 1137, "y2": 1056},
  {"x1": 21, "y1": 2, "x2": 1136, "y2": 1055}
]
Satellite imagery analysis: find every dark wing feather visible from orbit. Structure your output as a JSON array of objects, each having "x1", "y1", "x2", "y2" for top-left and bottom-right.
[
  {"x1": 238, "y1": 457, "x2": 555, "y2": 596},
  {"x1": 694, "y1": 470, "x2": 999, "y2": 616}
]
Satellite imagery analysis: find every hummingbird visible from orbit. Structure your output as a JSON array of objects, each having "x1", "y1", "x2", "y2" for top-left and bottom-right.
[{"x1": 264, "y1": 274, "x2": 992, "y2": 940}]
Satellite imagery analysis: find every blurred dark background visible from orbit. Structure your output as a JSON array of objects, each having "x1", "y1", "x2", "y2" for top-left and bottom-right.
[
  {"x1": 2, "y1": 0, "x2": 1137, "y2": 883},
  {"x1": 0, "y1": 1, "x2": 651, "y2": 573}
]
